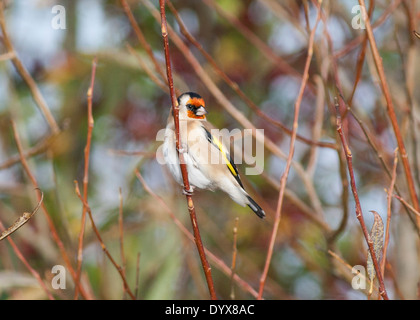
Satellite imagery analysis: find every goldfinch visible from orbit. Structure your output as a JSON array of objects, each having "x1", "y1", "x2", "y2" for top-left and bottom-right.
[{"x1": 162, "y1": 92, "x2": 265, "y2": 219}]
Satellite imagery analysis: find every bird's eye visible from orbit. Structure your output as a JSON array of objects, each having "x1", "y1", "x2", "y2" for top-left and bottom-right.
[{"x1": 186, "y1": 104, "x2": 193, "y2": 110}]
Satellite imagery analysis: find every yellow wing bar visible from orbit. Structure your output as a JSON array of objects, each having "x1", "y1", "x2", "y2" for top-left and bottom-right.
[{"x1": 204, "y1": 127, "x2": 244, "y2": 189}]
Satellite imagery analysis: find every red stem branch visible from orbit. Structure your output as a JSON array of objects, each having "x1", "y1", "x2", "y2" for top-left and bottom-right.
[
  {"x1": 158, "y1": 0, "x2": 216, "y2": 300},
  {"x1": 74, "y1": 57, "x2": 97, "y2": 300},
  {"x1": 335, "y1": 99, "x2": 389, "y2": 300},
  {"x1": 257, "y1": 2, "x2": 322, "y2": 300}
]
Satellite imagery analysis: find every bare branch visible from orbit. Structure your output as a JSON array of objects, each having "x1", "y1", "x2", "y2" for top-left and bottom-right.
[
  {"x1": 257, "y1": 1, "x2": 322, "y2": 299},
  {"x1": 229, "y1": 217, "x2": 239, "y2": 300},
  {"x1": 74, "y1": 181, "x2": 136, "y2": 300},
  {"x1": 335, "y1": 97, "x2": 389, "y2": 300},
  {"x1": 381, "y1": 149, "x2": 398, "y2": 276},
  {"x1": 0, "y1": 189, "x2": 43, "y2": 241},
  {"x1": 74, "y1": 57, "x2": 98, "y2": 300},
  {"x1": 158, "y1": 0, "x2": 216, "y2": 300}
]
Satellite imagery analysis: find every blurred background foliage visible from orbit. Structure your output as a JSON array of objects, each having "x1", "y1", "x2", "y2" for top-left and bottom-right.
[{"x1": 0, "y1": 0, "x2": 419, "y2": 300}]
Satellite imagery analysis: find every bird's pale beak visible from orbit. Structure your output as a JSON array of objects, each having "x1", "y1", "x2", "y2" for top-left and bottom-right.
[{"x1": 195, "y1": 106, "x2": 208, "y2": 116}]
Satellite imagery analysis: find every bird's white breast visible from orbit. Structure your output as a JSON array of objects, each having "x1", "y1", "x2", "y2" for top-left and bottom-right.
[{"x1": 162, "y1": 124, "x2": 213, "y2": 190}]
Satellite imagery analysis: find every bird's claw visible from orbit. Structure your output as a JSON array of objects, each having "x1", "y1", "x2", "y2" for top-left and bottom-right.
[
  {"x1": 182, "y1": 187, "x2": 194, "y2": 196},
  {"x1": 177, "y1": 143, "x2": 188, "y2": 154}
]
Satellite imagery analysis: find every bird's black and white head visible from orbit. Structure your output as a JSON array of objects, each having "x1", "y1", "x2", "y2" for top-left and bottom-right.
[{"x1": 177, "y1": 92, "x2": 208, "y2": 120}]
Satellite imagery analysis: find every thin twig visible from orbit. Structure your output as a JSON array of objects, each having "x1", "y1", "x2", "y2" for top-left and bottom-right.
[
  {"x1": 120, "y1": 0, "x2": 167, "y2": 82},
  {"x1": 0, "y1": 50, "x2": 14, "y2": 61},
  {"x1": 347, "y1": 105, "x2": 420, "y2": 235},
  {"x1": 381, "y1": 149, "x2": 398, "y2": 276},
  {"x1": 0, "y1": 189, "x2": 43, "y2": 241},
  {"x1": 230, "y1": 217, "x2": 239, "y2": 300},
  {"x1": 345, "y1": 0, "x2": 375, "y2": 113},
  {"x1": 334, "y1": 0, "x2": 403, "y2": 58},
  {"x1": 0, "y1": 133, "x2": 60, "y2": 170},
  {"x1": 202, "y1": 0, "x2": 311, "y2": 90},
  {"x1": 125, "y1": 43, "x2": 169, "y2": 94},
  {"x1": 74, "y1": 181, "x2": 136, "y2": 300},
  {"x1": 259, "y1": 0, "x2": 307, "y2": 37},
  {"x1": 257, "y1": 2, "x2": 322, "y2": 299},
  {"x1": 74, "y1": 57, "x2": 98, "y2": 300},
  {"x1": 328, "y1": 249, "x2": 377, "y2": 297},
  {"x1": 395, "y1": 21, "x2": 420, "y2": 195},
  {"x1": 335, "y1": 98, "x2": 389, "y2": 300},
  {"x1": 393, "y1": 194, "x2": 420, "y2": 217},
  {"x1": 261, "y1": 171, "x2": 331, "y2": 232},
  {"x1": 306, "y1": 76, "x2": 327, "y2": 176},
  {"x1": 313, "y1": 3, "x2": 351, "y2": 244}
]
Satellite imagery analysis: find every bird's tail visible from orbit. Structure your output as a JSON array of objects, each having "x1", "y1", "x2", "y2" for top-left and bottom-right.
[{"x1": 246, "y1": 196, "x2": 265, "y2": 219}]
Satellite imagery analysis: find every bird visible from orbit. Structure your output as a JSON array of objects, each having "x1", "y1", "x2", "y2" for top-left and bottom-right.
[{"x1": 162, "y1": 92, "x2": 265, "y2": 219}]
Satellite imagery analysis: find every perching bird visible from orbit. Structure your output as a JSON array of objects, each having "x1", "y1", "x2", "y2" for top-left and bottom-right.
[{"x1": 162, "y1": 92, "x2": 265, "y2": 219}]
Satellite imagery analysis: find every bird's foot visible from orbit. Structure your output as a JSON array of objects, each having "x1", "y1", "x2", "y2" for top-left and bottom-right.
[
  {"x1": 182, "y1": 187, "x2": 194, "y2": 196},
  {"x1": 177, "y1": 143, "x2": 188, "y2": 154}
]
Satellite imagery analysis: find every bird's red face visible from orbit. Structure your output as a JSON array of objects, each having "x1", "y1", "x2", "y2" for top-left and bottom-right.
[{"x1": 186, "y1": 97, "x2": 207, "y2": 120}]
